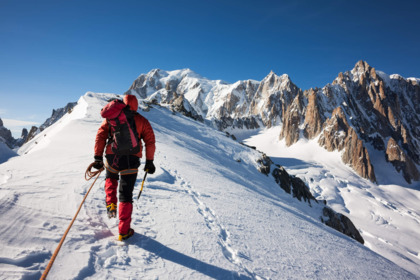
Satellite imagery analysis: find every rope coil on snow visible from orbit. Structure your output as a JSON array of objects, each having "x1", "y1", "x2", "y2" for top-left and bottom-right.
[{"x1": 40, "y1": 163, "x2": 104, "y2": 280}]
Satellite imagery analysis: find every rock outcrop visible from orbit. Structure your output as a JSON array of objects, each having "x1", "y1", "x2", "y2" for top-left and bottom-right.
[
  {"x1": 279, "y1": 92, "x2": 304, "y2": 146},
  {"x1": 170, "y1": 94, "x2": 203, "y2": 122},
  {"x1": 318, "y1": 107, "x2": 376, "y2": 182},
  {"x1": 303, "y1": 89, "x2": 324, "y2": 139},
  {"x1": 272, "y1": 165, "x2": 316, "y2": 203},
  {"x1": 386, "y1": 138, "x2": 420, "y2": 183},
  {"x1": 321, "y1": 207, "x2": 365, "y2": 244}
]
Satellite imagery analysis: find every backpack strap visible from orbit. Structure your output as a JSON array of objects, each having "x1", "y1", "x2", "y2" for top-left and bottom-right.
[{"x1": 106, "y1": 120, "x2": 113, "y2": 144}]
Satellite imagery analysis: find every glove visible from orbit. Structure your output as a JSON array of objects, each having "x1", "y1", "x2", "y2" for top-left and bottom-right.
[
  {"x1": 93, "y1": 156, "x2": 104, "y2": 170},
  {"x1": 144, "y1": 159, "x2": 155, "y2": 174}
]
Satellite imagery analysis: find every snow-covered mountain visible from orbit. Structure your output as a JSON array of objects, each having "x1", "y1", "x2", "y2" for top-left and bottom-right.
[
  {"x1": 1, "y1": 92, "x2": 417, "y2": 279},
  {"x1": 0, "y1": 102, "x2": 77, "y2": 159},
  {"x1": 24, "y1": 101, "x2": 78, "y2": 146},
  {"x1": 125, "y1": 61, "x2": 420, "y2": 184}
]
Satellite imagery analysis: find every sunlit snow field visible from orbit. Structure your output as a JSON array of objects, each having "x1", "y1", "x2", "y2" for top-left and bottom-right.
[{"x1": 0, "y1": 92, "x2": 417, "y2": 279}]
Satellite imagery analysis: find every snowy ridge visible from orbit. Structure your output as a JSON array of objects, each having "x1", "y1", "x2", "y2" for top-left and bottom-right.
[{"x1": 0, "y1": 92, "x2": 416, "y2": 279}]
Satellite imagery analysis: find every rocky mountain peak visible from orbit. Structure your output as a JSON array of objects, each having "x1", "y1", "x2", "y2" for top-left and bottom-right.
[
  {"x1": 21, "y1": 128, "x2": 28, "y2": 139},
  {"x1": 148, "y1": 68, "x2": 162, "y2": 78},
  {"x1": 351, "y1": 60, "x2": 372, "y2": 77},
  {"x1": 261, "y1": 71, "x2": 292, "y2": 89}
]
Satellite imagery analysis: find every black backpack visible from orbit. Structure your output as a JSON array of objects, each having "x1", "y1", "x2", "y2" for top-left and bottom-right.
[{"x1": 100, "y1": 99, "x2": 140, "y2": 155}]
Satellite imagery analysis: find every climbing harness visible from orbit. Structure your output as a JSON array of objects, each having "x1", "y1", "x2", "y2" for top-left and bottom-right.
[
  {"x1": 104, "y1": 159, "x2": 138, "y2": 176},
  {"x1": 40, "y1": 163, "x2": 104, "y2": 280}
]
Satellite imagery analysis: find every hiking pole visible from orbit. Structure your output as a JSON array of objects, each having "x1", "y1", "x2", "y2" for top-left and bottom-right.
[
  {"x1": 137, "y1": 170, "x2": 148, "y2": 200},
  {"x1": 41, "y1": 163, "x2": 103, "y2": 280}
]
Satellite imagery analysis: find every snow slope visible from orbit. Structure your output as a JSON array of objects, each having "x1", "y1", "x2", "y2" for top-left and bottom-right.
[
  {"x1": 0, "y1": 92, "x2": 416, "y2": 279},
  {"x1": 0, "y1": 141, "x2": 17, "y2": 164},
  {"x1": 244, "y1": 126, "x2": 420, "y2": 277}
]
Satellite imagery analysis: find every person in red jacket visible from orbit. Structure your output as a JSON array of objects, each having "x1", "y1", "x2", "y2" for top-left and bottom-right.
[{"x1": 93, "y1": 94, "x2": 156, "y2": 241}]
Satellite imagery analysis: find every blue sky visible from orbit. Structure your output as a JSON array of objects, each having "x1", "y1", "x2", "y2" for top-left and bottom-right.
[{"x1": 1, "y1": 0, "x2": 420, "y2": 137}]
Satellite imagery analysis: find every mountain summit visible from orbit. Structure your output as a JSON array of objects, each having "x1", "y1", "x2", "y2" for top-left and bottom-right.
[{"x1": 125, "y1": 61, "x2": 420, "y2": 184}]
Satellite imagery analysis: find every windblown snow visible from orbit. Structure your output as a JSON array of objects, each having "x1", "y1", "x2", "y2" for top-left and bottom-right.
[{"x1": 0, "y1": 92, "x2": 417, "y2": 279}]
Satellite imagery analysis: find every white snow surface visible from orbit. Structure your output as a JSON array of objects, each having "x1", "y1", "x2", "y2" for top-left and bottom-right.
[
  {"x1": 244, "y1": 126, "x2": 420, "y2": 277},
  {"x1": 0, "y1": 92, "x2": 417, "y2": 279}
]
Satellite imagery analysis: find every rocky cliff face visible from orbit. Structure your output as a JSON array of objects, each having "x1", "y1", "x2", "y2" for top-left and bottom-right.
[
  {"x1": 316, "y1": 61, "x2": 419, "y2": 183},
  {"x1": 125, "y1": 61, "x2": 420, "y2": 184},
  {"x1": 318, "y1": 107, "x2": 376, "y2": 182}
]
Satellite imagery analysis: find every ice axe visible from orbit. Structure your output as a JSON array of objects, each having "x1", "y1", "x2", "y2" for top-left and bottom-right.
[{"x1": 137, "y1": 169, "x2": 148, "y2": 200}]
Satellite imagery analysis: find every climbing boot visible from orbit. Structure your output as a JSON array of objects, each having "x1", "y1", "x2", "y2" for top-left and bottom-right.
[
  {"x1": 106, "y1": 203, "x2": 117, "y2": 219},
  {"x1": 118, "y1": 228, "x2": 135, "y2": 241}
]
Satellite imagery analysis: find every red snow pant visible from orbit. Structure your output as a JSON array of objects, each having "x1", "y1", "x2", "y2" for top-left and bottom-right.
[{"x1": 105, "y1": 154, "x2": 140, "y2": 235}]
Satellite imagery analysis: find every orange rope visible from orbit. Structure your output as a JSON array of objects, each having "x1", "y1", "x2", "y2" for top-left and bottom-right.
[
  {"x1": 40, "y1": 163, "x2": 104, "y2": 280},
  {"x1": 85, "y1": 162, "x2": 104, "y2": 181}
]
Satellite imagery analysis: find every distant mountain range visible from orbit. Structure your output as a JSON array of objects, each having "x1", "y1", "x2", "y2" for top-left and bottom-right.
[
  {"x1": 2, "y1": 61, "x2": 419, "y2": 184},
  {"x1": 125, "y1": 61, "x2": 420, "y2": 184}
]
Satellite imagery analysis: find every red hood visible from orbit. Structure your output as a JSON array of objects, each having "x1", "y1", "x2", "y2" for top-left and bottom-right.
[{"x1": 123, "y1": 94, "x2": 138, "y2": 111}]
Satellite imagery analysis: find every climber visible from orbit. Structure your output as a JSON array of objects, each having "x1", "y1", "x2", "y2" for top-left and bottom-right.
[{"x1": 92, "y1": 94, "x2": 156, "y2": 241}]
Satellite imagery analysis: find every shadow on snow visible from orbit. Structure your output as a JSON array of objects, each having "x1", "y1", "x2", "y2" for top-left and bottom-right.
[{"x1": 137, "y1": 234, "x2": 252, "y2": 280}]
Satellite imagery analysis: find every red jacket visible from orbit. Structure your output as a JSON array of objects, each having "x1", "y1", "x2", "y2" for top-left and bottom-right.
[{"x1": 94, "y1": 95, "x2": 156, "y2": 160}]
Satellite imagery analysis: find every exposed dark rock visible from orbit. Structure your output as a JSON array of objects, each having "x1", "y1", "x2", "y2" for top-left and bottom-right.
[
  {"x1": 319, "y1": 107, "x2": 376, "y2": 182},
  {"x1": 25, "y1": 126, "x2": 40, "y2": 144},
  {"x1": 14, "y1": 128, "x2": 28, "y2": 147},
  {"x1": 303, "y1": 89, "x2": 324, "y2": 139},
  {"x1": 272, "y1": 165, "x2": 316, "y2": 203},
  {"x1": 386, "y1": 138, "x2": 420, "y2": 183},
  {"x1": 280, "y1": 92, "x2": 304, "y2": 146},
  {"x1": 322, "y1": 207, "x2": 365, "y2": 244},
  {"x1": 240, "y1": 142, "x2": 256, "y2": 150},
  {"x1": 171, "y1": 95, "x2": 203, "y2": 122},
  {"x1": 257, "y1": 154, "x2": 272, "y2": 175},
  {"x1": 225, "y1": 132, "x2": 237, "y2": 141}
]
